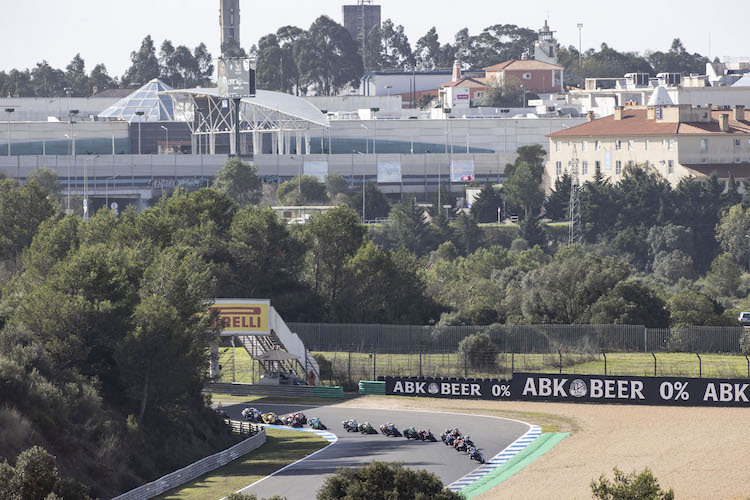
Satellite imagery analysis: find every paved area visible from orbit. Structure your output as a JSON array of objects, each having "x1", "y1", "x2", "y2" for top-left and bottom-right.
[{"x1": 222, "y1": 402, "x2": 530, "y2": 500}]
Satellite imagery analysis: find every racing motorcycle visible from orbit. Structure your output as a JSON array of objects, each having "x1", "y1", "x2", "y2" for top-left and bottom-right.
[
  {"x1": 343, "y1": 419, "x2": 359, "y2": 432},
  {"x1": 403, "y1": 427, "x2": 420, "y2": 440},
  {"x1": 468, "y1": 446, "x2": 485, "y2": 464},
  {"x1": 418, "y1": 429, "x2": 437, "y2": 442},
  {"x1": 461, "y1": 436, "x2": 475, "y2": 449},
  {"x1": 441, "y1": 429, "x2": 461, "y2": 446},
  {"x1": 359, "y1": 422, "x2": 378, "y2": 434},
  {"x1": 241, "y1": 407, "x2": 262, "y2": 423},
  {"x1": 214, "y1": 404, "x2": 227, "y2": 418},
  {"x1": 283, "y1": 414, "x2": 304, "y2": 428},
  {"x1": 379, "y1": 422, "x2": 402, "y2": 437},
  {"x1": 309, "y1": 417, "x2": 327, "y2": 430},
  {"x1": 454, "y1": 436, "x2": 469, "y2": 452},
  {"x1": 291, "y1": 412, "x2": 307, "y2": 425},
  {"x1": 262, "y1": 412, "x2": 283, "y2": 425}
]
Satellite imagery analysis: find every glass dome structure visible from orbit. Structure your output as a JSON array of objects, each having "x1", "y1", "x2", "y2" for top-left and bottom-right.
[{"x1": 98, "y1": 79, "x2": 175, "y2": 122}]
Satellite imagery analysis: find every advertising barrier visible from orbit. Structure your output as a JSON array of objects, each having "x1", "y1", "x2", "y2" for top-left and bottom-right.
[
  {"x1": 210, "y1": 298, "x2": 271, "y2": 336},
  {"x1": 385, "y1": 373, "x2": 750, "y2": 407}
]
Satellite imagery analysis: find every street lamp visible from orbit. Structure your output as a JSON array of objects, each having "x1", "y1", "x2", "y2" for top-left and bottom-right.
[
  {"x1": 577, "y1": 23, "x2": 584, "y2": 89},
  {"x1": 105, "y1": 176, "x2": 116, "y2": 209},
  {"x1": 160, "y1": 125, "x2": 169, "y2": 154},
  {"x1": 360, "y1": 124, "x2": 369, "y2": 155},
  {"x1": 5, "y1": 108, "x2": 14, "y2": 156},
  {"x1": 64, "y1": 132, "x2": 76, "y2": 213},
  {"x1": 135, "y1": 111, "x2": 145, "y2": 155},
  {"x1": 83, "y1": 155, "x2": 99, "y2": 222},
  {"x1": 355, "y1": 151, "x2": 366, "y2": 223}
]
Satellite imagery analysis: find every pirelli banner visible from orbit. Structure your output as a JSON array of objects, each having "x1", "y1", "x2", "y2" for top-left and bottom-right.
[
  {"x1": 385, "y1": 373, "x2": 750, "y2": 407},
  {"x1": 210, "y1": 299, "x2": 271, "y2": 336}
]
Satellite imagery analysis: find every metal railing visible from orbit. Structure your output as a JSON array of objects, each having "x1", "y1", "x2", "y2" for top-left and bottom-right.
[{"x1": 111, "y1": 424, "x2": 266, "y2": 500}]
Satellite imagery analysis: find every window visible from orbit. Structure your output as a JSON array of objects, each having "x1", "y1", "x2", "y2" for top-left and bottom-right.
[
  {"x1": 556, "y1": 161, "x2": 562, "y2": 176},
  {"x1": 645, "y1": 139, "x2": 649, "y2": 151},
  {"x1": 615, "y1": 140, "x2": 622, "y2": 150},
  {"x1": 522, "y1": 73, "x2": 532, "y2": 80},
  {"x1": 595, "y1": 160, "x2": 601, "y2": 171},
  {"x1": 700, "y1": 139, "x2": 708, "y2": 151},
  {"x1": 668, "y1": 139, "x2": 675, "y2": 150},
  {"x1": 616, "y1": 161, "x2": 622, "y2": 174},
  {"x1": 735, "y1": 139, "x2": 741, "y2": 147},
  {"x1": 735, "y1": 157, "x2": 742, "y2": 163},
  {"x1": 668, "y1": 160, "x2": 674, "y2": 174},
  {"x1": 582, "y1": 141, "x2": 588, "y2": 152},
  {"x1": 628, "y1": 160, "x2": 634, "y2": 168},
  {"x1": 582, "y1": 161, "x2": 589, "y2": 175},
  {"x1": 628, "y1": 140, "x2": 634, "y2": 150},
  {"x1": 701, "y1": 157, "x2": 708, "y2": 163},
  {"x1": 556, "y1": 141, "x2": 561, "y2": 152},
  {"x1": 595, "y1": 140, "x2": 601, "y2": 151}
]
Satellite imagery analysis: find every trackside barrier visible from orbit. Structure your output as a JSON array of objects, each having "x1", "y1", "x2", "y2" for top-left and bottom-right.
[
  {"x1": 111, "y1": 427, "x2": 266, "y2": 500},
  {"x1": 359, "y1": 381, "x2": 386, "y2": 395},
  {"x1": 208, "y1": 382, "x2": 344, "y2": 399}
]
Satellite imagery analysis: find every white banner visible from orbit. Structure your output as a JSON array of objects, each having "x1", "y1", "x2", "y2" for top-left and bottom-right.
[
  {"x1": 450, "y1": 159, "x2": 475, "y2": 183},
  {"x1": 303, "y1": 161, "x2": 329, "y2": 181},
  {"x1": 377, "y1": 160, "x2": 402, "y2": 183}
]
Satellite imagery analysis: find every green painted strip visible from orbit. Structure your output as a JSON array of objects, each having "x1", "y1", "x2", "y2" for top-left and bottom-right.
[
  {"x1": 358, "y1": 381, "x2": 385, "y2": 395},
  {"x1": 461, "y1": 432, "x2": 569, "y2": 499},
  {"x1": 312, "y1": 386, "x2": 345, "y2": 398}
]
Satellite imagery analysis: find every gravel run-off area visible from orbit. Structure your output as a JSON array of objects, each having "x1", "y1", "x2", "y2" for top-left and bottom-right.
[{"x1": 333, "y1": 395, "x2": 750, "y2": 499}]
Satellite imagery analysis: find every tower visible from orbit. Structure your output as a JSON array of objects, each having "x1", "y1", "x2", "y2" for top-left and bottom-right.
[
  {"x1": 220, "y1": 0, "x2": 240, "y2": 46},
  {"x1": 342, "y1": 2, "x2": 381, "y2": 69},
  {"x1": 534, "y1": 20, "x2": 558, "y2": 65},
  {"x1": 568, "y1": 146, "x2": 582, "y2": 246}
]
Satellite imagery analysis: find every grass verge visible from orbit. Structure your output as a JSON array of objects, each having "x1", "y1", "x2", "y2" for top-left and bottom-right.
[{"x1": 156, "y1": 428, "x2": 329, "y2": 500}]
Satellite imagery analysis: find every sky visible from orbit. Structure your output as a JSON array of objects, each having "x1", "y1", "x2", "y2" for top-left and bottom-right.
[{"x1": 2, "y1": 0, "x2": 749, "y2": 78}]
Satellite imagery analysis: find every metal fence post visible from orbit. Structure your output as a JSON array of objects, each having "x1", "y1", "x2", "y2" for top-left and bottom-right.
[
  {"x1": 464, "y1": 352, "x2": 468, "y2": 378},
  {"x1": 511, "y1": 352, "x2": 514, "y2": 375},
  {"x1": 746, "y1": 355, "x2": 749, "y2": 379},
  {"x1": 652, "y1": 352, "x2": 657, "y2": 376},
  {"x1": 602, "y1": 352, "x2": 607, "y2": 375},
  {"x1": 696, "y1": 353, "x2": 702, "y2": 378},
  {"x1": 419, "y1": 352, "x2": 422, "y2": 377},
  {"x1": 644, "y1": 327, "x2": 648, "y2": 353},
  {"x1": 373, "y1": 351, "x2": 376, "y2": 381},
  {"x1": 558, "y1": 349, "x2": 562, "y2": 375},
  {"x1": 348, "y1": 349, "x2": 352, "y2": 385}
]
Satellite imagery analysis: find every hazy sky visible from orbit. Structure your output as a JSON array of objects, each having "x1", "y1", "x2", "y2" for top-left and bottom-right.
[{"x1": 2, "y1": 0, "x2": 749, "y2": 78}]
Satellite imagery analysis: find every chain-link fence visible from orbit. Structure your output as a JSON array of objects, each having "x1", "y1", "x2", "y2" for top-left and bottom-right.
[{"x1": 288, "y1": 323, "x2": 750, "y2": 389}]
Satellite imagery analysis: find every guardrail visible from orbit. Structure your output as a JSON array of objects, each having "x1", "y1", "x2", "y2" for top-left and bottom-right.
[
  {"x1": 209, "y1": 382, "x2": 344, "y2": 399},
  {"x1": 111, "y1": 425, "x2": 266, "y2": 500}
]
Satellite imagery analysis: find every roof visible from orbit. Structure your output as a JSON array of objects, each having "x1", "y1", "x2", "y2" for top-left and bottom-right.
[
  {"x1": 161, "y1": 87, "x2": 330, "y2": 128},
  {"x1": 439, "y1": 77, "x2": 489, "y2": 89},
  {"x1": 732, "y1": 74, "x2": 750, "y2": 87},
  {"x1": 98, "y1": 79, "x2": 174, "y2": 123},
  {"x1": 647, "y1": 86, "x2": 673, "y2": 106},
  {"x1": 548, "y1": 108, "x2": 750, "y2": 138},
  {"x1": 683, "y1": 163, "x2": 750, "y2": 178},
  {"x1": 92, "y1": 88, "x2": 138, "y2": 98},
  {"x1": 484, "y1": 59, "x2": 563, "y2": 71}
]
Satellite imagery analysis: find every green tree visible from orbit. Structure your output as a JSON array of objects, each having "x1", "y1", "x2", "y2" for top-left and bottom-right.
[
  {"x1": 716, "y1": 204, "x2": 750, "y2": 265},
  {"x1": 30, "y1": 61, "x2": 67, "y2": 97},
  {"x1": 347, "y1": 183, "x2": 391, "y2": 221},
  {"x1": 667, "y1": 292, "x2": 736, "y2": 327},
  {"x1": 0, "y1": 179, "x2": 56, "y2": 262},
  {"x1": 325, "y1": 174, "x2": 349, "y2": 199},
  {"x1": 580, "y1": 164, "x2": 613, "y2": 242},
  {"x1": 122, "y1": 35, "x2": 160, "y2": 87},
  {"x1": 213, "y1": 157, "x2": 262, "y2": 207},
  {"x1": 591, "y1": 467, "x2": 674, "y2": 500},
  {"x1": 504, "y1": 162, "x2": 544, "y2": 216},
  {"x1": 276, "y1": 175, "x2": 328, "y2": 205},
  {"x1": 703, "y1": 253, "x2": 742, "y2": 298},
  {"x1": 89, "y1": 63, "x2": 114, "y2": 93},
  {"x1": 27, "y1": 167, "x2": 61, "y2": 196},
  {"x1": 590, "y1": 279, "x2": 669, "y2": 327},
  {"x1": 65, "y1": 53, "x2": 89, "y2": 96},
  {"x1": 452, "y1": 212, "x2": 483, "y2": 256},
  {"x1": 296, "y1": 16, "x2": 363, "y2": 96},
  {"x1": 458, "y1": 333, "x2": 499, "y2": 370},
  {"x1": 256, "y1": 34, "x2": 283, "y2": 91},
  {"x1": 518, "y1": 214, "x2": 545, "y2": 248},
  {"x1": 652, "y1": 250, "x2": 695, "y2": 285},
  {"x1": 380, "y1": 20, "x2": 415, "y2": 68},
  {"x1": 387, "y1": 199, "x2": 431, "y2": 255},
  {"x1": 0, "y1": 446, "x2": 90, "y2": 500},
  {"x1": 317, "y1": 461, "x2": 461, "y2": 500},
  {"x1": 479, "y1": 77, "x2": 525, "y2": 107},
  {"x1": 415, "y1": 27, "x2": 442, "y2": 69},
  {"x1": 544, "y1": 173, "x2": 571, "y2": 221},
  {"x1": 470, "y1": 183, "x2": 502, "y2": 223}
]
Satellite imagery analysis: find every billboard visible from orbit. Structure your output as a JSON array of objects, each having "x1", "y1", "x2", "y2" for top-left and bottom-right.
[
  {"x1": 450, "y1": 159, "x2": 475, "y2": 182},
  {"x1": 217, "y1": 58, "x2": 256, "y2": 98},
  {"x1": 377, "y1": 160, "x2": 402, "y2": 183},
  {"x1": 210, "y1": 299, "x2": 270, "y2": 336},
  {"x1": 303, "y1": 161, "x2": 329, "y2": 181}
]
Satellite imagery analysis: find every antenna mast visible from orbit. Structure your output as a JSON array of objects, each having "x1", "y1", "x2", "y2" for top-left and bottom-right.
[
  {"x1": 568, "y1": 146, "x2": 582, "y2": 245},
  {"x1": 358, "y1": 0, "x2": 372, "y2": 70}
]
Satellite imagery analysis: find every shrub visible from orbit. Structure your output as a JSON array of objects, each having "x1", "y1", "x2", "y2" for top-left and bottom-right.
[
  {"x1": 457, "y1": 333, "x2": 499, "y2": 370},
  {"x1": 741, "y1": 330, "x2": 750, "y2": 355},
  {"x1": 226, "y1": 493, "x2": 287, "y2": 500},
  {"x1": 0, "y1": 405, "x2": 33, "y2": 459},
  {"x1": 510, "y1": 238, "x2": 529, "y2": 252},
  {"x1": 591, "y1": 467, "x2": 674, "y2": 500},
  {"x1": 0, "y1": 446, "x2": 90, "y2": 500},
  {"x1": 317, "y1": 461, "x2": 461, "y2": 500}
]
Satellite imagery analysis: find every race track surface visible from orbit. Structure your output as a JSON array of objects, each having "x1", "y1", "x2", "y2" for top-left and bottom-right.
[{"x1": 224, "y1": 402, "x2": 530, "y2": 500}]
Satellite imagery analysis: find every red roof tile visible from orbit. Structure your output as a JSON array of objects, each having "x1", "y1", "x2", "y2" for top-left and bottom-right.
[
  {"x1": 439, "y1": 77, "x2": 489, "y2": 89},
  {"x1": 484, "y1": 59, "x2": 563, "y2": 71},
  {"x1": 682, "y1": 163, "x2": 750, "y2": 178}
]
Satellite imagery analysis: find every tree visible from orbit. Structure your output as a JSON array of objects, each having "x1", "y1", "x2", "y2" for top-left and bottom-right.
[
  {"x1": 590, "y1": 279, "x2": 669, "y2": 327},
  {"x1": 317, "y1": 461, "x2": 461, "y2": 500},
  {"x1": 276, "y1": 175, "x2": 328, "y2": 205},
  {"x1": 256, "y1": 34, "x2": 283, "y2": 91},
  {"x1": 703, "y1": 253, "x2": 742, "y2": 297},
  {"x1": 122, "y1": 35, "x2": 160, "y2": 87},
  {"x1": 347, "y1": 183, "x2": 391, "y2": 220},
  {"x1": 452, "y1": 212, "x2": 483, "y2": 256},
  {"x1": 380, "y1": 20, "x2": 415, "y2": 69},
  {"x1": 387, "y1": 198, "x2": 431, "y2": 255},
  {"x1": 65, "y1": 53, "x2": 89, "y2": 96},
  {"x1": 504, "y1": 162, "x2": 544, "y2": 216},
  {"x1": 518, "y1": 214, "x2": 545, "y2": 248},
  {"x1": 221, "y1": 38, "x2": 247, "y2": 58},
  {"x1": 458, "y1": 333, "x2": 499, "y2": 369},
  {"x1": 0, "y1": 446, "x2": 90, "y2": 500},
  {"x1": 325, "y1": 174, "x2": 349, "y2": 199},
  {"x1": 89, "y1": 63, "x2": 114, "y2": 93},
  {"x1": 213, "y1": 157, "x2": 262, "y2": 207},
  {"x1": 296, "y1": 16, "x2": 363, "y2": 96},
  {"x1": 544, "y1": 173, "x2": 570, "y2": 221},
  {"x1": 0, "y1": 179, "x2": 56, "y2": 262},
  {"x1": 648, "y1": 39, "x2": 708, "y2": 75},
  {"x1": 193, "y1": 43, "x2": 214, "y2": 87},
  {"x1": 470, "y1": 183, "x2": 502, "y2": 223},
  {"x1": 652, "y1": 250, "x2": 695, "y2": 285},
  {"x1": 415, "y1": 27, "x2": 442, "y2": 69},
  {"x1": 30, "y1": 61, "x2": 66, "y2": 97},
  {"x1": 27, "y1": 167, "x2": 61, "y2": 195},
  {"x1": 716, "y1": 204, "x2": 750, "y2": 265},
  {"x1": 591, "y1": 467, "x2": 674, "y2": 500},
  {"x1": 479, "y1": 77, "x2": 525, "y2": 107},
  {"x1": 667, "y1": 292, "x2": 735, "y2": 327},
  {"x1": 580, "y1": 164, "x2": 614, "y2": 242}
]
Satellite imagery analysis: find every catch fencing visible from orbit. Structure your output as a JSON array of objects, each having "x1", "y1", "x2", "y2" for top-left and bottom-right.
[
  {"x1": 111, "y1": 424, "x2": 266, "y2": 500},
  {"x1": 289, "y1": 323, "x2": 750, "y2": 387}
]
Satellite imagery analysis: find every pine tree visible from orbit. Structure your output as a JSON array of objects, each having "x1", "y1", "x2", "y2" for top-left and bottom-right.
[
  {"x1": 544, "y1": 174, "x2": 571, "y2": 221},
  {"x1": 723, "y1": 173, "x2": 742, "y2": 208},
  {"x1": 518, "y1": 213, "x2": 546, "y2": 247},
  {"x1": 470, "y1": 183, "x2": 502, "y2": 223}
]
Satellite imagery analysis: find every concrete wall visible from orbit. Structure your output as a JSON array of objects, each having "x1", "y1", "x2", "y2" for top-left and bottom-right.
[
  {"x1": 0, "y1": 120, "x2": 130, "y2": 155},
  {"x1": 302, "y1": 96, "x2": 402, "y2": 113},
  {"x1": 0, "y1": 97, "x2": 121, "y2": 122}
]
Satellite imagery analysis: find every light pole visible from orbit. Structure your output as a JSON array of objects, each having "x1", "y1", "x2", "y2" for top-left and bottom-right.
[
  {"x1": 355, "y1": 151, "x2": 366, "y2": 223},
  {"x1": 160, "y1": 125, "x2": 169, "y2": 154},
  {"x1": 83, "y1": 155, "x2": 98, "y2": 222},
  {"x1": 746, "y1": 234, "x2": 750, "y2": 273},
  {"x1": 577, "y1": 23, "x2": 584, "y2": 89},
  {"x1": 105, "y1": 175, "x2": 116, "y2": 209},
  {"x1": 5, "y1": 108, "x2": 14, "y2": 156},
  {"x1": 135, "y1": 111, "x2": 145, "y2": 155},
  {"x1": 521, "y1": 85, "x2": 527, "y2": 108},
  {"x1": 64, "y1": 133, "x2": 76, "y2": 213},
  {"x1": 360, "y1": 124, "x2": 369, "y2": 155}
]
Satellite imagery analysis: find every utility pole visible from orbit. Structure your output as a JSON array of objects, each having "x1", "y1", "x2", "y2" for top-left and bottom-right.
[
  {"x1": 569, "y1": 146, "x2": 582, "y2": 245},
  {"x1": 577, "y1": 23, "x2": 584, "y2": 89}
]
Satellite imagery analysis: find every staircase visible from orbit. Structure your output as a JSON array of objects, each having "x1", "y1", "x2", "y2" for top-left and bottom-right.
[{"x1": 233, "y1": 306, "x2": 320, "y2": 384}]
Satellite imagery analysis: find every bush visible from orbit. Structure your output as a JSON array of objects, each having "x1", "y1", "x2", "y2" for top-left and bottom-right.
[
  {"x1": 457, "y1": 333, "x2": 499, "y2": 370},
  {"x1": 741, "y1": 330, "x2": 750, "y2": 355},
  {"x1": 0, "y1": 446, "x2": 90, "y2": 500},
  {"x1": 0, "y1": 405, "x2": 33, "y2": 459},
  {"x1": 226, "y1": 493, "x2": 287, "y2": 500},
  {"x1": 317, "y1": 461, "x2": 461, "y2": 500},
  {"x1": 510, "y1": 238, "x2": 529, "y2": 252},
  {"x1": 591, "y1": 467, "x2": 674, "y2": 500}
]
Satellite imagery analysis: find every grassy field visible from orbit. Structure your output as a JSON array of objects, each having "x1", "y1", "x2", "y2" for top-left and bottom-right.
[{"x1": 157, "y1": 428, "x2": 328, "y2": 500}]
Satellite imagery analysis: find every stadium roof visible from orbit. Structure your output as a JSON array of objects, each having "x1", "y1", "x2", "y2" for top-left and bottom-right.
[{"x1": 98, "y1": 79, "x2": 174, "y2": 122}]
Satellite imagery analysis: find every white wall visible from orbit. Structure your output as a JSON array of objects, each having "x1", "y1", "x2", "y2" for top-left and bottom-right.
[
  {"x1": 362, "y1": 73, "x2": 452, "y2": 96},
  {"x1": 0, "y1": 97, "x2": 122, "y2": 122}
]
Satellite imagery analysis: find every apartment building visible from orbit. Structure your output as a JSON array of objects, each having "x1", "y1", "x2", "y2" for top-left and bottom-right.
[{"x1": 543, "y1": 104, "x2": 750, "y2": 193}]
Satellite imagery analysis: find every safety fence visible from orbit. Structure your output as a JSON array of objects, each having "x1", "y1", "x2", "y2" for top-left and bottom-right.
[
  {"x1": 287, "y1": 323, "x2": 750, "y2": 387},
  {"x1": 111, "y1": 424, "x2": 266, "y2": 500}
]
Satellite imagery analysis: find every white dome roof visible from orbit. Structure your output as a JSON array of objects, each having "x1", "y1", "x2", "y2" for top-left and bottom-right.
[{"x1": 648, "y1": 86, "x2": 673, "y2": 106}]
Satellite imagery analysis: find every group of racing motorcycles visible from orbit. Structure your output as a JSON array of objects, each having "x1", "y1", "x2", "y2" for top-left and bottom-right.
[
  {"x1": 241, "y1": 408, "x2": 327, "y2": 430},
  {"x1": 343, "y1": 420, "x2": 485, "y2": 464}
]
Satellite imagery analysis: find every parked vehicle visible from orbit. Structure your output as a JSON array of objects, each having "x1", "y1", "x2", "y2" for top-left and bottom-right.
[
  {"x1": 259, "y1": 371, "x2": 308, "y2": 386},
  {"x1": 739, "y1": 312, "x2": 750, "y2": 327},
  {"x1": 343, "y1": 419, "x2": 359, "y2": 432},
  {"x1": 309, "y1": 417, "x2": 327, "y2": 430}
]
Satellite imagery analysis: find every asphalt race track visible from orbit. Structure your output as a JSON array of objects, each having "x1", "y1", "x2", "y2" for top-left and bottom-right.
[{"x1": 223, "y1": 402, "x2": 530, "y2": 500}]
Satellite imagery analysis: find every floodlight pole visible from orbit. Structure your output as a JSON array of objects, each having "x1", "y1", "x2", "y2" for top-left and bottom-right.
[
  {"x1": 5, "y1": 108, "x2": 14, "y2": 156},
  {"x1": 135, "y1": 111, "x2": 145, "y2": 155},
  {"x1": 234, "y1": 98, "x2": 241, "y2": 156}
]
